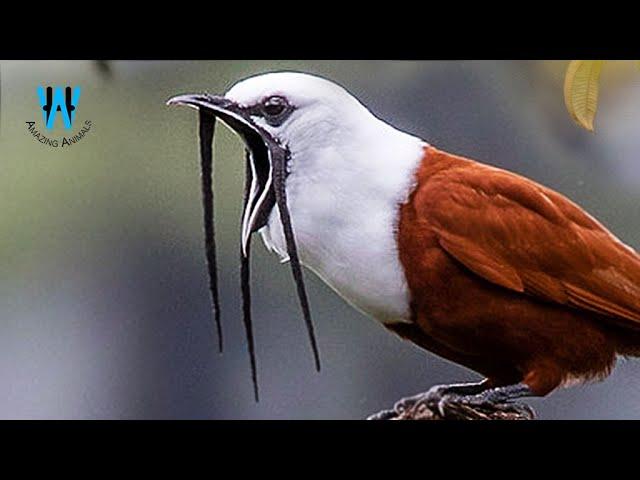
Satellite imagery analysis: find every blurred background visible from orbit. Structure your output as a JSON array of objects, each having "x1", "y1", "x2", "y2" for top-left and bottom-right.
[{"x1": 0, "y1": 60, "x2": 639, "y2": 419}]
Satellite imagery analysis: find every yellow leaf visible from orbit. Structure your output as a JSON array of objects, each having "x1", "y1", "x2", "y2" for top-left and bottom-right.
[{"x1": 564, "y1": 60, "x2": 604, "y2": 132}]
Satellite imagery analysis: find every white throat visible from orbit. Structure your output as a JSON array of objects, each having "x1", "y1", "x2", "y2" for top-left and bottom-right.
[{"x1": 259, "y1": 112, "x2": 426, "y2": 324}]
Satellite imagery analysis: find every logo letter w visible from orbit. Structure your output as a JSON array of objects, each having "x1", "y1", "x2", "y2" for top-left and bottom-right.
[{"x1": 37, "y1": 86, "x2": 81, "y2": 130}]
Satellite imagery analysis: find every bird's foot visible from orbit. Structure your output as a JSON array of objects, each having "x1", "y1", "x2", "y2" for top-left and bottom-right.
[
  {"x1": 367, "y1": 382, "x2": 536, "y2": 420},
  {"x1": 367, "y1": 381, "x2": 489, "y2": 420}
]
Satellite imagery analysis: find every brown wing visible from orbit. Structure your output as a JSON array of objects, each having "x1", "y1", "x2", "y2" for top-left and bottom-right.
[{"x1": 417, "y1": 155, "x2": 640, "y2": 327}]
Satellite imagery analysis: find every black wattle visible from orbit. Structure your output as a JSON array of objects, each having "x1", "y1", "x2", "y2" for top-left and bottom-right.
[
  {"x1": 271, "y1": 146, "x2": 322, "y2": 372},
  {"x1": 198, "y1": 109, "x2": 223, "y2": 353},
  {"x1": 241, "y1": 151, "x2": 260, "y2": 402}
]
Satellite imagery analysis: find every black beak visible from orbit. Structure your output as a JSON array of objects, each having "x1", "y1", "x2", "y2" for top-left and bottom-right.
[
  {"x1": 168, "y1": 94, "x2": 276, "y2": 252},
  {"x1": 167, "y1": 93, "x2": 321, "y2": 402}
]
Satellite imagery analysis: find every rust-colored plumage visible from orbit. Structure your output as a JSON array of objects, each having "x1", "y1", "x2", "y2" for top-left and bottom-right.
[{"x1": 394, "y1": 146, "x2": 640, "y2": 395}]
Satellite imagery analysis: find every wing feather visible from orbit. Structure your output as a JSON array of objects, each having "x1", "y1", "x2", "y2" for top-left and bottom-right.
[{"x1": 418, "y1": 155, "x2": 640, "y2": 327}]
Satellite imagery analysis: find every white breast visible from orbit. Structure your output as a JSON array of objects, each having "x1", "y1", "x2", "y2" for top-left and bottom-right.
[{"x1": 259, "y1": 121, "x2": 425, "y2": 325}]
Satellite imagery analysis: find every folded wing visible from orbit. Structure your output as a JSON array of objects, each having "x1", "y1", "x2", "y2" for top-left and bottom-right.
[{"x1": 418, "y1": 155, "x2": 640, "y2": 327}]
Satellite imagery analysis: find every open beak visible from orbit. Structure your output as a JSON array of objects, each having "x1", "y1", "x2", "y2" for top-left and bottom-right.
[
  {"x1": 167, "y1": 93, "x2": 277, "y2": 255},
  {"x1": 167, "y1": 92, "x2": 321, "y2": 402}
]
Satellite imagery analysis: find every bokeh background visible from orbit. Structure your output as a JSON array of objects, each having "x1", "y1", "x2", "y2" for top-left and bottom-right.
[{"x1": 1, "y1": 60, "x2": 639, "y2": 419}]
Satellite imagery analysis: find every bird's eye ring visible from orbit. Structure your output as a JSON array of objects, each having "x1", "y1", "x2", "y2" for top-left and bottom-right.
[{"x1": 262, "y1": 96, "x2": 289, "y2": 120}]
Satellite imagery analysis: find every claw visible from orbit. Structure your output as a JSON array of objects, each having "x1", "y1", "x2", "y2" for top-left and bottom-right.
[{"x1": 366, "y1": 409, "x2": 397, "y2": 421}]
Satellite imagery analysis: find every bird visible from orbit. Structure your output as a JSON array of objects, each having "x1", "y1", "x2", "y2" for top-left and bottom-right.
[{"x1": 168, "y1": 71, "x2": 640, "y2": 418}]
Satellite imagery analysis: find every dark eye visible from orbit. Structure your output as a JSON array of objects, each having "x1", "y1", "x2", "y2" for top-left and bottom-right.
[{"x1": 261, "y1": 96, "x2": 291, "y2": 125}]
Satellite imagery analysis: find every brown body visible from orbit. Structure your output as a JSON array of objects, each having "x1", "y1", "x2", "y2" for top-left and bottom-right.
[{"x1": 391, "y1": 146, "x2": 640, "y2": 395}]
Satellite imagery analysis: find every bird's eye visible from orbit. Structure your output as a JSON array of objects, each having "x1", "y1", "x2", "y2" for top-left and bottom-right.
[{"x1": 261, "y1": 96, "x2": 290, "y2": 124}]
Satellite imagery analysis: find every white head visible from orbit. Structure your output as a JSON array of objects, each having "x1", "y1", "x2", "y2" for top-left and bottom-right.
[
  {"x1": 170, "y1": 71, "x2": 420, "y2": 162},
  {"x1": 222, "y1": 71, "x2": 388, "y2": 157}
]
